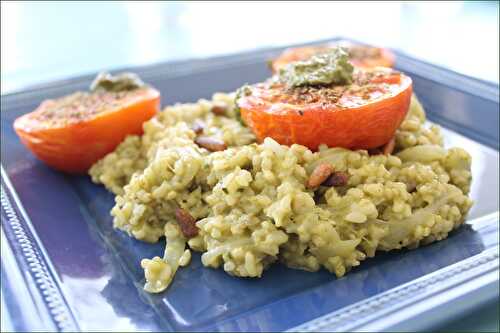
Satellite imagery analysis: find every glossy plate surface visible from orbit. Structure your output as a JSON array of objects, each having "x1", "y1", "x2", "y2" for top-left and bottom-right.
[{"x1": 1, "y1": 38, "x2": 499, "y2": 332}]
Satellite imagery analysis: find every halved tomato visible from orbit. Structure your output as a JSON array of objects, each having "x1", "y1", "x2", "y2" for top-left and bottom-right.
[
  {"x1": 271, "y1": 43, "x2": 395, "y2": 73},
  {"x1": 237, "y1": 68, "x2": 412, "y2": 151},
  {"x1": 14, "y1": 87, "x2": 160, "y2": 173},
  {"x1": 271, "y1": 46, "x2": 330, "y2": 74}
]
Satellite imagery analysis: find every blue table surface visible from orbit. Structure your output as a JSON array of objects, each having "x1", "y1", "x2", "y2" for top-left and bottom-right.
[{"x1": 1, "y1": 2, "x2": 498, "y2": 332}]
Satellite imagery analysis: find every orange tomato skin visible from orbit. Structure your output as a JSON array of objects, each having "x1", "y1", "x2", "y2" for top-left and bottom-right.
[
  {"x1": 271, "y1": 45, "x2": 395, "y2": 73},
  {"x1": 14, "y1": 88, "x2": 160, "y2": 174},
  {"x1": 271, "y1": 46, "x2": 326, "y2": 73},
  {"x1": 239, "y1": 76, "x2": 412, "y2": 151},
  {"x1": 350, "y1": 48, "x2": 395, "y2": 69}
]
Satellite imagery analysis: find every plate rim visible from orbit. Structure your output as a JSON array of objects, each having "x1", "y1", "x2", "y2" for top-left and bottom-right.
[
  {"x1": 2, "y1": 166, "x2": 498, "y2": 332},
  {"x1": 288, "y1": 214, "x2": 499, "y2": 332},
  {"x1": 2, "y1": 36, "x2": 498, "y2": 100},
  {"x1": 1, "y1": 37, "x2": 499, "y2": 332},
  {"x1": 1, "y1": 166, "x2": 80, "y2": 332}
]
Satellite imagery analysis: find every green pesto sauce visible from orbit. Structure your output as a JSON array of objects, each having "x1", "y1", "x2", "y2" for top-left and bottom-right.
[
  {"x1": 278, "y1": 47, "x2": 354, "y2": 88},
  {"x1": 90, "y1": 72, "x2": 145, "y2": 93},
  {"x1": 234, "y1": 84, "x2": 252, "y2": 123}
]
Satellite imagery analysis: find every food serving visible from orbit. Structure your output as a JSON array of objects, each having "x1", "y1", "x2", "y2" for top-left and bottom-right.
[{"x1": 14, "y1": 45, "x2": 473, "y2": 294}]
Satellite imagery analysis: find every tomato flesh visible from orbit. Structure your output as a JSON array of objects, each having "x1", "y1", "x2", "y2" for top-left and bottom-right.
[{"x1": 14, "y1": 88, "x2": 160, "y2": 173}]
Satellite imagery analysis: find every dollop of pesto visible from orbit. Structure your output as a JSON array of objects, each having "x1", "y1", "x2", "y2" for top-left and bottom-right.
[
  {"x1": 278, "y1": 47, "x2": 354, "y2": 88},
  {"x1": 90, "y1": 72, "x2": 145, "y2": 93}
]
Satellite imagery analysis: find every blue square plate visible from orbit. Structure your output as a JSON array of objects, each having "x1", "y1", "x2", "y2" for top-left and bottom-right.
[{"x1": 1, "y1": 38, "x2": 499, "y2": 332}]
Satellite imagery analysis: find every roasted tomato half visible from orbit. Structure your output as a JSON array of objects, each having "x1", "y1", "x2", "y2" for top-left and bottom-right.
[
  {"x1": 14, "y1": 87, "x2": 160, "y2": 173},
  {"x1": 237, "y1": 68, "x2": 412, "y2": 151},
  {"x1": 271, "y1": 44, "x2": 395, "y2": 73}
]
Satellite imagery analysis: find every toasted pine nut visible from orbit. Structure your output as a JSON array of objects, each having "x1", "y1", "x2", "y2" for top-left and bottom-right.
[
  {"x1": 211, "y1": 102, "x2": 228, "y2": 116},
  {"x1": 322, "y1": 171, "x2": 349, "y2": 187},
  {"x1": 175, "y1": 208, "x2": 199, "y2": 238},
  {"x1": 195, "y1": 136, "x2": 227, "y2": 152},
  {"x1": 191, "y1": 120, "x2": 205, "y2": 134},
  {"x1": 307, "y1": 163, "x2": 334, "y2": 189}
]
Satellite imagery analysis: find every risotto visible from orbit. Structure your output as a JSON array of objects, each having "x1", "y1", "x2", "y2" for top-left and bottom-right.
[{"x1": 89, "y1": 92, "x2": 473, "y2": 293}]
